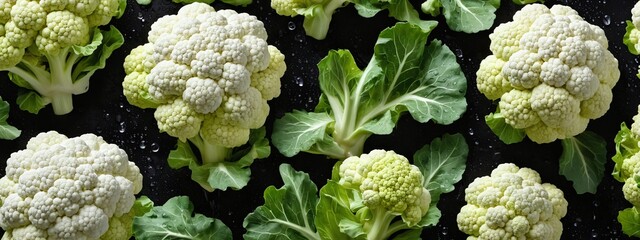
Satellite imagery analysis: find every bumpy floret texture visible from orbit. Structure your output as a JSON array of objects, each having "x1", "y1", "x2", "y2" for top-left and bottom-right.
[
  {"x1": 457, "y1": 163, "x2": 568, "y2": 240},
  {"x1": 477, "y1": 4, "x2": 620, "y2": 143},
  {"x1": 338, "y1": 150, "x2": 431, "y2": 226},
  {"x1": 0, "y1": 0, "x2": 121, "y2": 68},
  {"x1": 122, "y1": 2, "x2": 285, "y2": 148},
  {"x1": 0, "y1": 131, "x2": 143, "y2": 240}
]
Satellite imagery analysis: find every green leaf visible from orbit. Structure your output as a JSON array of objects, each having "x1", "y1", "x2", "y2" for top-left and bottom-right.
[
  {"x1": 559, "y1": 131, "x2": 607, "y2": 194},
  {"x1": 167, "y1": 140, "x2": 197, "y2": 169},
  {"x1": 243, "y1": 164, "x2": 321, "y2": 240},
  {"x1": 72, "y1": 30, "x2": 103, "y2": 56},
  {"x1": 72, "y1": 26, "x2": 125, "y2": 82},
  {"x1": 485, "y1": 112, "x2": 526, "y2": 144},
  {"x1": 619, "y1": 207, "x2": 640, "y2": 237},
  {"x1": 131, "y1": 196, "x2": 154, "y2": 216},
  {"x1": 136, "y1": 0, "x2": 153, "y2": 5},
  {"x1": 511, "y1": 0, "x2": 543, "y2": 4},
  {"x1": 220, "y1": 0, "x2": 252, "y2": 6},
  {"x1": 624, "y1": 21, "x2": 639, "y2": 55},
  {"x1": 316, "y1": 181, "x2": 362, "y2": 240},
  {"x1": 414, "y1": 133, "x2": 468, "y2": 202},
  {"x1": 441, "y1": 0, "x2": 500, "y2": 33},
  {"x1": 354, "y1": 2, "x2": 383, "y2": 18},
  {"x1": 417, "y1": 205, "x2": 441, "y2": 227},
  {"x1": 414, "y1": 133, "x2": 467, "y2": 226},
  {"x1": 16, "y1": 91, "x2": 47, "y2": 114},
  {"x1": 7, "y1": 72, "x2": 34, "y2": 90},
  {"x1": 116, "y1": 0, "x2": 127, "y2": 18},
  {"x1": 0, "y1": 98, "x2": 20, "y2": 140},
  {"x1": 407, "y1": 39, "x2": 467, "y2": 124},
  {"x1": 272, "y1": 110, "x2": 335, "y2": 157},
  {"x1": 387, "y1": 0, "x2": 438, "y2": 31},
  {"x1": 133, "y1": 196, "x2": 232, "y2": 240},
  {"x1": 357, "y1": 110, "x2": 396, "y2": 135},
  {"x1": 612, "y1": 123, "x2": 640, "y2": 182}
]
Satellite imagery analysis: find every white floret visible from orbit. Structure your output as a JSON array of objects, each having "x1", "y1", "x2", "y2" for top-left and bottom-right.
[
  {"x1": 219, "y1": 63, "x2": 251, "y2": 94},
  {"x1": 565, "y1": 66, "x2": 599, "y2": 100},
  {"x1": 147, "y1": 61, "x2": 193, "y2": 100},
  {"x1": 633, "y1": 1, "x2": 640, "y2": 28},
  {"x1": 176, "y1": 2, "x2": 215, "y2": 19},
  {"x1": 148, "y1": 15, "x2": 179, "y2": 43},
  {"x1": 183, "y1": 77, "x2": 224, "y2": 114}
]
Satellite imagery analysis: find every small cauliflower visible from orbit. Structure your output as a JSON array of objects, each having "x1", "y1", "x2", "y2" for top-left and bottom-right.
[
  {"x1": 457, "y1": 163, "x2": 568, "y2": 240},
  {"x1": 0, "y1": 0, "x2": 125, "y2": 115},
  {"x1": 611, "y1": 105, "x2": 640, "y2": 237},
  {"x1": 0, "y1": 131, "x2": 146, "y2": 240},
  {"x1": 122, "y1": 3, "x2": 284, "y2": 192},
  {"x1": 339, "y1": 150, "x2": 431, "y2": 227},
  {"x1": 478, "y1": 4, "x2": 619, "y2": 144},
  {"x1": 624, "y1": 1, "x2": 640, "y2": 78}
]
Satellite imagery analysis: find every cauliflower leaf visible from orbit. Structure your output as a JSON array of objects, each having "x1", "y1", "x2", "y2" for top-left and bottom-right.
[
  {"x1": 485, "y1": 112, "x2": 526, "y2": 144},
  {"x1": 618, "y1": 207, "x2": 640, "y2": 237},
  {"x1": 246, "y1": 134, "x2": 468, "y2": 240},
  {"x1": 133, "y1": 196, "x2": 232, "y2": 240},
  {"x1": 440, "y1": 0, "x2": 500, "y2": 33},
  {"x1": 272, "y1": 23, "x2": 467, "y2": 160},
  {"x1": 413, "y1": 133, "x2": 468, "y2": 226},
  {"x1": 0, "y1": 97, "x2": 20, "y2": 140},
  {"x1": 559, "y1": 131, "x2": 607, "y2": 194}
]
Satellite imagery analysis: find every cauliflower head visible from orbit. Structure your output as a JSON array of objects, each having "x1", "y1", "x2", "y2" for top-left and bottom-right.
[
  {"x1": 0, "y1": 131, "x2": 143, "y2": 240},
  {"x1": 0, "y1": 0, "x2": 122, "y2": 68},
  {"x1": 457, "y1": 163, "x2": 568, "y2": 240},
  {"x1": 477, "y1": 4, "x2": 619, "y2": 143},
  {"x1": 338, "y1": 150, "x2": 431, "y2": 226},
  {"x1": 123, "y1": 2, "x2": 285, "y2": 147}
]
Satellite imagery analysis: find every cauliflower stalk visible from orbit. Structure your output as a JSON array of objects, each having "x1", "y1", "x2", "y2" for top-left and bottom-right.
[
  {"x1": 457, "y1": 163, "x2": 568, "y2": 240},
  {"x1": 270, "y1": 0, "x2": 436, "y2": 40},
  {"x1": 0, "y1": 131, "x2": 150, "y2": 240},
  {"x1": 1, "y1": 0, "x2": 126, "y2": 115},
  {"x1": 272, "y1": 23, "x2": 466, "y2": 160},
  {"x1": 244, "y1": 134, "x2": 469, "y2": 240},
  {"x1": 624, "y1": 1, "x2": 640, "y2": 78},
  {"x1": 478, "y1": 4, "x2": 617, "y2": 194},
  {"x1": 122, "y1": 3, "x2": 284, "y2": 192},
  {"x1": 611, "y1": 105, "x2": 640, "y2": 238}
]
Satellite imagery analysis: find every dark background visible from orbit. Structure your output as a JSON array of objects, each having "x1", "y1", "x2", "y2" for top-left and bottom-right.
[{"x1": 0, "y1": 0, "x2": 637, "y2": 239}]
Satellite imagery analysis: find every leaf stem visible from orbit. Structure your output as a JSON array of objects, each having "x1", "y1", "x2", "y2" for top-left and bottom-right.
[{"x1": 188, "y1": 134, "x2": 231, "y2": 165}]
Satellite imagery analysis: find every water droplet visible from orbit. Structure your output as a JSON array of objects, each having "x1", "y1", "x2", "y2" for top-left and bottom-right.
[
  {"x1": 151, "y1": 143, "x2": 160, "y2": 152},
  {"x1": 468, "y1": 128, "x2": 474, "y2": 136},
  {"x1": 455, "y1": 49, "x2": 463, "y2": 58},
  {"x1": 294, "y1": 77, "x2": 304, "y2": 87},
  {"x1": 118, "y1": 122, "x2": 126, "y2": 133},
  {"x1": 140, "y1": 140, "x2": 147, "y2": 150},
  {"x1": 603, "y1": 15, "x2": 611, "y2": 26},
  {"x1": 287, "y1": 22, "x2": 296, "y2": 30},
  {"x1": 294, "y1": 34, "x2": 304, "y2": 43}
]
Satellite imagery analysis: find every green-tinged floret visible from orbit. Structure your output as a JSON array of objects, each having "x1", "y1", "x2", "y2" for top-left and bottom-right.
[
  {"x1": 339, "y1": 150, "x2": 430, "y2": 226},
  {"x1": 0, "y1": 0, "x2": 125, "y2": 115}
]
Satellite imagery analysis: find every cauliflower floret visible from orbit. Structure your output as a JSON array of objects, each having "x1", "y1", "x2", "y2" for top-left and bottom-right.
[
  {"x1": 154, "y1": 98, "x2": 204, "y2": 141},
  {"x1": 457, "y1": 163, "x2": 567, "y2": 240},
  {"x1": 0, "y1": 131, "x2": 143, "y2": 240},
  {"x1": 476, "y1": 56, "x2": 512, "y2": 100},
  {"x1": 478, "y1": 4, "x2": 619, "y2": 143},
  {"x1": 251, "y1": 46, "x2": 285, "y2": 100},
  {"x1": 338, "y1": 150, "x2": 430, "y2": 226}
]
